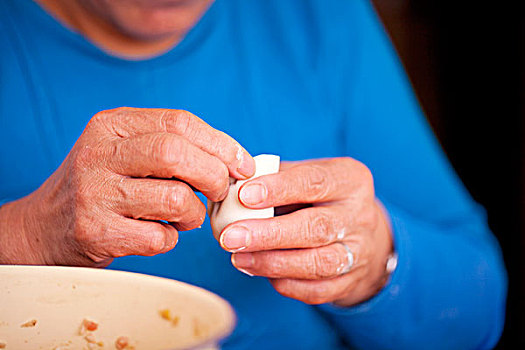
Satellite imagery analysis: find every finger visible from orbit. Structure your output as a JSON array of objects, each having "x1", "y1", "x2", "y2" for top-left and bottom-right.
[
  {"x1": 219, "y1": 205, "x2": 356, "y2": 253},
  {"x1": 269, "y1": 268, "x2": 369, "y2": 305},
  {"x1": 107, "y1": 132, "x2": 230, "y2": 201},
  {"x1": 231, "y1": 242, "x2": 356, "y2": 280},
  {"x1": 112, "y1": 177, "x2": 205, "y2": 231},
  {"x1": 278, "y1": 160, "x2": 300, "y2": 171},
  {"x1": 272, "y1": 161, "x2": 310, "y2": 215},
  {"x1": 238, "y1": 157, "x2": 373, "y2": 208},
  {"x1": 91, "y1": 218, "x2": 179, "y2": 259},
  {"x1": 92, "y1": 108, "x2": 255, "y2": 179}
]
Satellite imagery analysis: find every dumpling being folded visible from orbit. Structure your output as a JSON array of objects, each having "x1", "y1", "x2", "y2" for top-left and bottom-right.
[{"x1": 207, "y1": 154, "x2": 280, "y2": 239}]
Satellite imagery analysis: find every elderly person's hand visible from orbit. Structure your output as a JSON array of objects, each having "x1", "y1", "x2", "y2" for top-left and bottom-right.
[
  {"x1": 0, "y1": 107, "x2": 254, "y2": 267},
  {"x1": 218, "y1": 158, "x2": 394, "y2": 306}
]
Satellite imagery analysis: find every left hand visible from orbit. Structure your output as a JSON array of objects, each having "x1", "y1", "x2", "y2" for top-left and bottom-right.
[{"x1": 218, "y1": 157, "x2": 394, "y2": 306}]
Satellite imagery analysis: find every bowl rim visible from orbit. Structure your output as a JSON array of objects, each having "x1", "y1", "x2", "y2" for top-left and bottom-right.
[{"x1": 0, "y1": 264, "x2": 237, "y2": 349}]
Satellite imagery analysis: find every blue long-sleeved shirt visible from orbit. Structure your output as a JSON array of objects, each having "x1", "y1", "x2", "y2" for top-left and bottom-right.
[{"x1": 0, "y1": 0, "x2": 507, "y2": 348}]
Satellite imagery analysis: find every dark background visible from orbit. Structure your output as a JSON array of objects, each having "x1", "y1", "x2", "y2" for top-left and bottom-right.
[{"x1": 371, "y1": 1, "x2": 524, "y2": 348}]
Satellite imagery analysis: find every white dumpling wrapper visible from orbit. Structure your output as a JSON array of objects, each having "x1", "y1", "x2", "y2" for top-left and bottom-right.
[{"x1": 207, "y1": 154, "x2": 280, "y2": 239}]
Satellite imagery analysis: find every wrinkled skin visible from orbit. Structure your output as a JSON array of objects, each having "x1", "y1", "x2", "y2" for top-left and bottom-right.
[
  {"x1": 220, "y1": 159, "x2": 393, "y2": 306},
  {"x1": 0, "y1": 107, "x2": 393, "y2": 306},
  {"x1": 0, "y1": 107, "x2": 255, "y2": 267}
]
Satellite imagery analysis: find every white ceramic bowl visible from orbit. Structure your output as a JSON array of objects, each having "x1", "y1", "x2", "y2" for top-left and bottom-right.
[{"x1": 0, "y1": 265, "x2": 235, "y2": 349}]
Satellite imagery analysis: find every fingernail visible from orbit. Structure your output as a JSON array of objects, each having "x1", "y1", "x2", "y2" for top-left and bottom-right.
[
  {"x1": 220, "y1": 226, "x2": 251, "y2": 252},
  {"x1": 237, "y1": 150, "x2": 255, "y2": 178},
  {"x1": 239, "y1": 183, "x2": 267, "y2": 205},
  {"x1": 231, "y1": 253, "x2": 254, "y2": 268},
  {"x1": 231, "y1": 254, "x2": 254, "y2": 276},
  {"x1": 237, "y1": 268, "x2": 254, "y2": 277}
]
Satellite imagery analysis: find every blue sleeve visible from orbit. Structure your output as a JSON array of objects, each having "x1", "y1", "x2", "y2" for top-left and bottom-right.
[{"x1": 316, "y1": 1, "x2": 507, "y2": 349}]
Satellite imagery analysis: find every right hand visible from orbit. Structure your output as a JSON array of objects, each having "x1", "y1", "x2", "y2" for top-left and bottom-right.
[{"x1": 0, "y1": 107, "x2": 254, "y2": 267}]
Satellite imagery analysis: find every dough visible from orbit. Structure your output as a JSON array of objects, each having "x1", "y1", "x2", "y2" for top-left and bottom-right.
[{"x1": 207, "y1": 154, "x2": 280, "y2": 239}]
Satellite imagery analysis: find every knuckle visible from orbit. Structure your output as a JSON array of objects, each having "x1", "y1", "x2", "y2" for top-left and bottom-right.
[
  {"x1": 182, "y1": 201, "x2": 207, "y2": 229},
  {"x1": 193, "y1": 204, "x2": 207, "y2": 226},
  {"x1": 264, "y1": 254, "x2": 285, "y2": 274},
  {"x1": 186, "y1": 214, "x2": 206, "y2": 231},
  {"x1": 312, "y1": 248, "x2": 343, "y2": 278},
  {"x1": 339, "y1": 156, "x2": 363, "y2": 173},
  {"x1": 204, "y1": 131, "x2": 224, "y2": 154},
  {"x1": 167, "y1": 186, "x2": 206, "y2": 229},
  {"x1": 303, "y1": 165, "x2": 330, "y2": 200},
  {"x1": 341, "y1": 157, "x2": 375, "y2": 199},
  {"x1": 224, "y1": 134, "x2": 242, "y2": 164},
  {"x1": 73, "y1": 215, "x2": 103, "y2": 247},
  {"x1": 87, "y1": 108, "x2": 127, "y2": 133},
  {"x1": 214, "y1": 164, "x2": 230, "y2": 191},
  {"x1": 207, "y1": 165, "x2": 229, "y2": 201},
  {"x1": 208, "y1": 131, "x2": 240, "y2": 167},
  {"x1": 151, "y1": 134, "x2": 180, "y2": 166},
  {"x1": 170, "y1": 110, "x2": 195, "y2": 136},
  {"x1": 157, "y1": 109, "x2": 172, "y2": 131},
  {"x1": 112, "y1": 106, "x2": 133, "y2": 114},
  {"x1": 88, "y1": 109, "x2": 111, "y2": 126},
  {"x1": 147, "y1": 228, "x2": 166, "y2": 253},
  {"x1": 110, "y1": 106, "x2": 134, "y2": 123},
  {"x1": 265, "y1": 219, "x2": 285, "y2": 248},
  {"x1": 340, "y1": 156, "x2": 357, "y2": 168},
  {"x1": 164, "y1": 185, "x2": 187, "y2": 215},
  {"x1": 306, "y1": 212, "x2": 333, "y2": 246}
]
